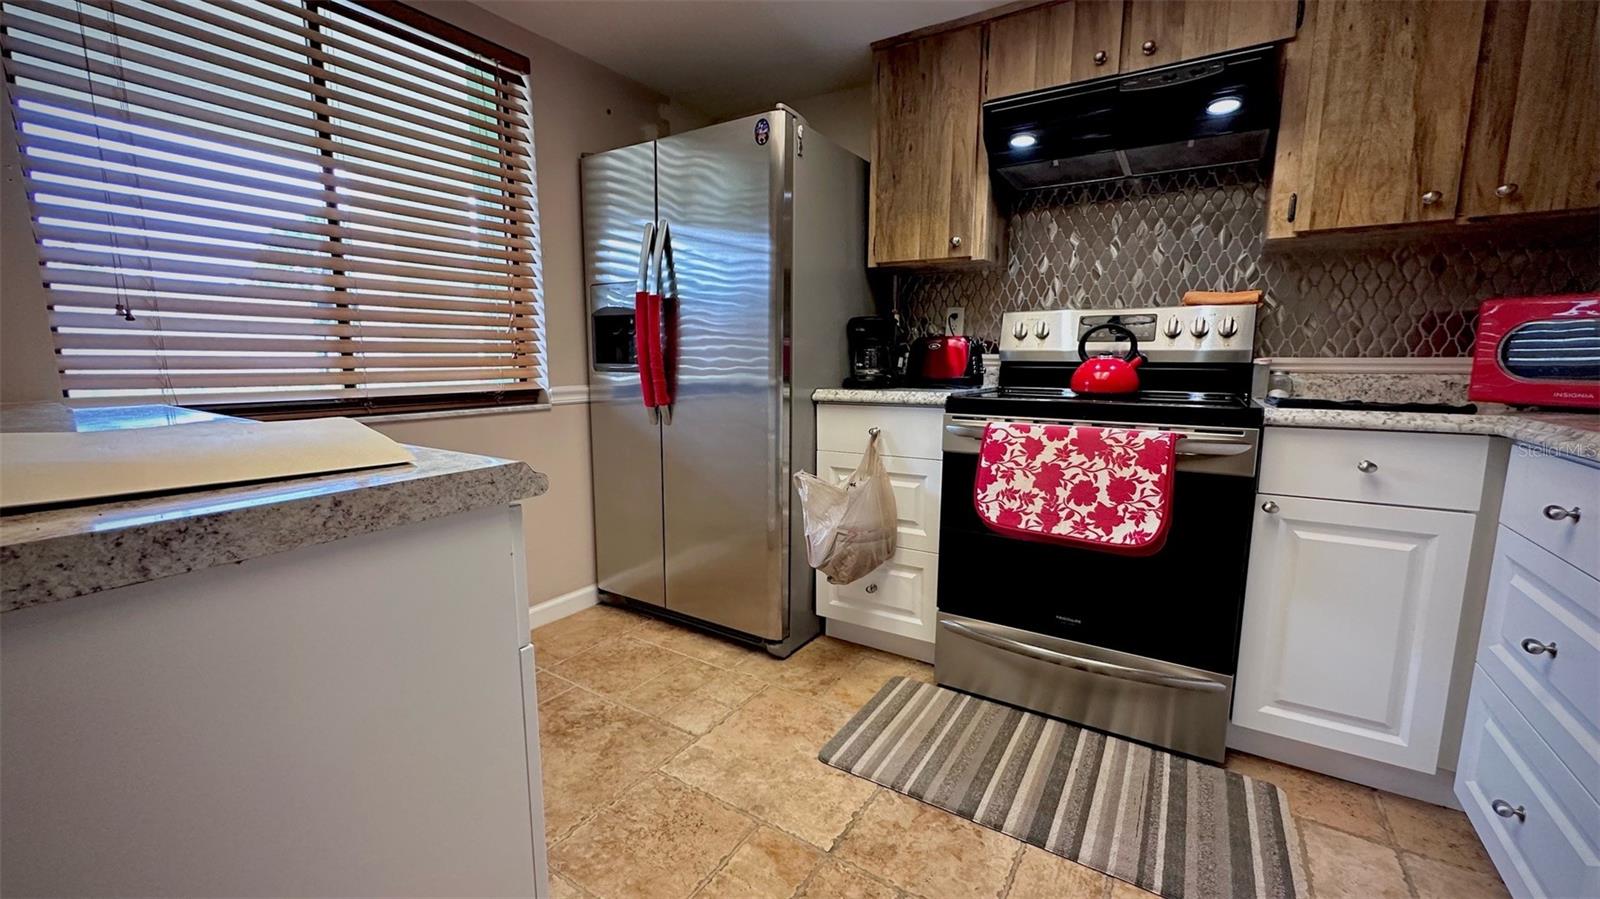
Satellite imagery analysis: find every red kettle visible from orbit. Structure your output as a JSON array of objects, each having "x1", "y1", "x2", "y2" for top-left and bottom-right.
[{"x1": 1071, "y1": 323, "x2": 1145, "y2": 394}]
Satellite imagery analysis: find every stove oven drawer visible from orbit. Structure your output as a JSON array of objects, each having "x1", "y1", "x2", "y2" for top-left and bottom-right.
[{"x1": 1259, "y1": 427, "x2": 1491, "y2": 512}]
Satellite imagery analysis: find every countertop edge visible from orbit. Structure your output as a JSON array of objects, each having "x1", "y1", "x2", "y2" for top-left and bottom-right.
[
  {"x1": 812, "y1": 387, "x2": 980, "y2": 407},
  {"x1": 1262, "y1": 408, "x2": 1600, "y2": 462},
  {"x1": 1, "y1": 450, "x2": 548, "y2": 613}
]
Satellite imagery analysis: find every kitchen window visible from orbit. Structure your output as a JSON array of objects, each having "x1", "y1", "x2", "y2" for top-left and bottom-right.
[{"x1": 0, "y1": 0, "x2": 543, "y2": 415}]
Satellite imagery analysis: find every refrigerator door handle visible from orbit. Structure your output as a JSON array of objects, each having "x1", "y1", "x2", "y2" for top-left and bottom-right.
[
  {"x1": 648, "y1": 219, "x2": 674, "y2": 412},
  {"x1": 633, "y1": 222, "x2": 658, "y2": 413}
]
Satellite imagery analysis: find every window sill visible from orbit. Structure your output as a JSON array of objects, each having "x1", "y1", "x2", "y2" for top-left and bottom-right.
[{"x1": 356, "y1": 402, "x2": 553, "y2": 425}]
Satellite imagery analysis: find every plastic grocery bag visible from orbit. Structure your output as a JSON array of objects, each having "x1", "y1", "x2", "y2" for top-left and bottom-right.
[{"x1": 793, "y1": 430, "x2": 898, "y2": 585}]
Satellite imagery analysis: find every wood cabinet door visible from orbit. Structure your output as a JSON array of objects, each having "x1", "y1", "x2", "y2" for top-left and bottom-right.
[
  {"x1": 1232, "y1": 494, "x2": 1477, "y2": 772},
  {"x1": 870, "y1": 26, "x2": 991, "y2": 266},
  {"x1": 985, "y1": 0, "x2": 1124, "y2": 100},
  {"x1": 1119, "y1": 0, "x2": 1298, "y2": 71},
  {"x1": 1459, "y1": 0, "x2": 1600, "y2": 218},
  {"x1": 1295, "y1": 0, "x2": 1487, "y2": 231}
]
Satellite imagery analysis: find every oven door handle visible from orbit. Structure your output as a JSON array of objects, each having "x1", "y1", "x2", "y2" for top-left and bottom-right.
[
  {"x1": 945, "y1": 423, "x2": 1250, "y2": 457},
  {"x1": 940, "y1": 619, "x2": 1228, "y2": 693}
]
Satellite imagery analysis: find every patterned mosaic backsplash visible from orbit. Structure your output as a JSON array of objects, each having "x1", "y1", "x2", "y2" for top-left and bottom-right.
[{"x1": 897, "y1": 166, "x2": 1599, "y2": 357}]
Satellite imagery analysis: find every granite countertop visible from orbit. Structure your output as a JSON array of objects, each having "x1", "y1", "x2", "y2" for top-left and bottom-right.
[
  {"x1": 1, "y1": 403, "x2": 547, "y2": 612},
  {"x1": 812, "y1": 387, "x2": 984, "y2": 407},
  {"x1": 1263, "y1": 407, "x2": 1600, "y2": 462}
]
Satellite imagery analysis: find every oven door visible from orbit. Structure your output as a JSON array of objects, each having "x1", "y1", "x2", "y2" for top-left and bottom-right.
[{"x1": 936, "y1": 414, "x2": 1259, "y2": 676}]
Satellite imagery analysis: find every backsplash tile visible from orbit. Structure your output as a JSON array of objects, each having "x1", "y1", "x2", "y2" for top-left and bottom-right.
[{"x1": 898, "y1": 166, "x2": 1599, "y2": 357}]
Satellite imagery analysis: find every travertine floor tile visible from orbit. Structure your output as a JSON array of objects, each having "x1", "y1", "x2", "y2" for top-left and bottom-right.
[
  {"x1": 621, "y1": 657, "x2": 722, "y2": 716},
  {"x1": 1299, "y1": 820, "x2": 1409, "y2": 899},
  {"x1": 832, "y1": 790, "x2": 1022, "y2": 899},
  {"x1": 549, "y1": 873, "x2": 589, "y2": 899},
  {"x1": 532, "y1": 604, "x2": 646, "y2": 663},
  {"x1": 633, "y1": 617, "x2": 764, "y2": 668},
  {"x1": 1403, "y1": 851, "x2": 1510, "y2": 899},
  {"x1": 694, "y1": 826, "x2": 823, "y2": 899},
  {"x1": 539, "y1": 688, "x2": 692, "y2": 841},
  {"x1": 795, "y1": 860, "x2": 899, "y2": 899},
  {"x1": 552, "y1": 774, "x2": 755, "y2": 899},
  {"x1": 1007, "y1": 845, "x2": 1110, "y2": 899},
  {"x1": 537, "y1": 669, "x2": 576, "y2": 706},
  {"x1": 1379, "y1": 793, "x2": 1497, "y2": 874},
  {"x1": 661, "y1": 694, "x2": 739, "y2": 736},
  {"x1": 1108, "y1": 879, "x2": 1161, "y2": 899},
  {"x1": 816, "y1": 654, "x2": 936, "y2": 711},
  {"x1": 553, "y1": 636, "x2": 689, "y2": 698},
  {"x1": 734, "y1": 636, "x2": 872, "y2": 693},
  {"x1": 1224, "y1": 752, "x2": 1389, "y2": 842},
  {"x1": 664, "y1": 688, "x2": 878, "y2": 848}
]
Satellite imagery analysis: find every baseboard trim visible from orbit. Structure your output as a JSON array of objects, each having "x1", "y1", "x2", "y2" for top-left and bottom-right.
[
  {"x1": 529, "y1": 583, "x2": 599, "y2": 631},
  {"x1": 825, "y1": 618, "x2": 935, "y2": 663},
  {"x1": 1226, "y1": 724, "x2": 1461, "y2": 808}
]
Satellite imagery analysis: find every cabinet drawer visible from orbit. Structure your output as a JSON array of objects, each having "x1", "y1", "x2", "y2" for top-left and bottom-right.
[
  {"x1": 1259, "y1": 427, "x2": 1490, "y2": 511},
  {"x1": 816, "y1": 404, "x2": 945, "y2": 460},
  {"x1": 817, "y1": 546, "x2": 938, "y2": 644},
  {"x1": 816, "y1": 451, "x2": 942, "y2": 553},
  {"x1": 1502, "y1": 448, "x2": 1599, "y2": 580},
  {"x1": 1457, "y1": 668, "x2": 1600, "y2": 899},
  {"x1": 1479, "y1": 525, "x2": 1600, "y2": 799}
]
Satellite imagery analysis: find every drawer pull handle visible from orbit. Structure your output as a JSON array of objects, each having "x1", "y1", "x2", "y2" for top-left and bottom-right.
[
  {"x1": 1520, "y1": 637, "x2": 1557, "y2": 658},
  {"x1": 865, "y1": 584, "x2": 879, "y2": 594},
  {"x1": 1491, "y1": 799, "x2": 1526, "y2": 822},
  {"x1": 1356, "y1": 459, "x2": 1378, "y2": 473},
  {"x1": 1542, "y1": 504, "x2": 1581, "y2": 523}
]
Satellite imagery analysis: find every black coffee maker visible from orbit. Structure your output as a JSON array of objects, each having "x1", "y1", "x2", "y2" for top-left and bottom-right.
[{"x1": 843, "y1": 315, "x2": 897, "y2": 388}]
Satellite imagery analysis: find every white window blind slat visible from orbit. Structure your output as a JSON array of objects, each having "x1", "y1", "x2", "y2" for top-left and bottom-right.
[{"x1": 4, "y1": 0, "x2": 545, "y2": 407}]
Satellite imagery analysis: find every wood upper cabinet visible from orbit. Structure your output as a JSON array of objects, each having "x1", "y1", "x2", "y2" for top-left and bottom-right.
[
  {"x1": 1458, "y1": 0, "x2": 1600, "y2": 218},
  {"x1": 1119, "y1": 0, "x2": 1299, "y2": 71},
  {"x1": 984, "y1": 1, "x2": 1125, "y2": 100},
  {"x1": 1291, "y1": 0, "x2": 1487, "y2": 232},
  {"x1": 869, "y1": 26, "x2": 998, "y2": 267}
]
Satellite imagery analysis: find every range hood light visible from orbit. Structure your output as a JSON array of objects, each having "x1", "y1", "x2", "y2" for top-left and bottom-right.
[
  {"x1": 1206, "y1": 96, "x2": 1243, "y2": 116},
  {"x1": 1008, "y1": 132, "x2": 1039, "y2": 149}
]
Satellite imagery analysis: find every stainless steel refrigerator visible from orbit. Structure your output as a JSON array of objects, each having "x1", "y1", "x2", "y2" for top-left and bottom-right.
[{"x1": 582, "y1": 108, "x2": 870, "y2": 657}]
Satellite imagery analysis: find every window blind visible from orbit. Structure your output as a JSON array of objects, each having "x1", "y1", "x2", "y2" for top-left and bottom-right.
[{"x1": 0, "y1": 0, "x2": 544, "y2": 410}]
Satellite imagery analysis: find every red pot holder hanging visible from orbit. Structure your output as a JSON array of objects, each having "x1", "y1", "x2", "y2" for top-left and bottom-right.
[{"x1": 973, "y1": 422, "x2": 1178, "y2": 556}]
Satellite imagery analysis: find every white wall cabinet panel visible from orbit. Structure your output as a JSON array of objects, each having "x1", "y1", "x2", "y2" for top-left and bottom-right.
[
  {"x1": 818, "y1": 545, "x2": 939, "y2": 642},
  {"x1": 816, "y1": 449, "x2": 942, "y2": 553},
  {"x1": 1457, "y1": 669, "x2": 1600, "y2": 899},
  {"x1": 1234, "y1": 493, "x2": 1477, "y2": 772}
]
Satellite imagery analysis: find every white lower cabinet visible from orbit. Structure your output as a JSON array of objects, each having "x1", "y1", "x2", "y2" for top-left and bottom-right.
[
  {"x1": 818, "y1": 545, "x2": 939, "y2": 642},
  {"x1": 816, "y1": 450, "x2": 942, "y2": 553},
  {"x1": 1234, "y1": 493, "x2": 1477, "y2": 772}
]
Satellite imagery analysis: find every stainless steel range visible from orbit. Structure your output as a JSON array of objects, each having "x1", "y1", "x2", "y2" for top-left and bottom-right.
[{"x1": 935, "y1": 304, "x2": 1263, "y2": 763}]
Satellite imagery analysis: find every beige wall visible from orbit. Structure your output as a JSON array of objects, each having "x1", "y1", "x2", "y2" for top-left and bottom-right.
[
  {"x1": 785, "y1": 84, "x2": 873, "y2": 162},
  {"x1": 0, "y1": 3, "x2": 711, "y2": 607}
]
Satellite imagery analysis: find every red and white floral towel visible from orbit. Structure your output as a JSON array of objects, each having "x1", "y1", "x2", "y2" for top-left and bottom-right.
[{"x1": 973, "y1": 422, "x2": 1177, "y2": 555}]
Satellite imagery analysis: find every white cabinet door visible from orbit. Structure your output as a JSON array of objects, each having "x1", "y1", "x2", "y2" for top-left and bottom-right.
[
  {"x1": 817, "y1": 546, "x2": 939, "y2": 642},
  {"x1": 815, "y1": 450, "x2": 942, "y2": 553},
  {"x1": 1234, "y1": 494, "x2": 1477, "y2": 772}
]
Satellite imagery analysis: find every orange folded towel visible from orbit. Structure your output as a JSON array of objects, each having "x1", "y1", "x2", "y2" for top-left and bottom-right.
[{"x1": 1182, "y1": 290, "x2": 1263, "y2": 306}]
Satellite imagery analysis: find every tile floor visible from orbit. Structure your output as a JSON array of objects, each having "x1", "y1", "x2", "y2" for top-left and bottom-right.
[{"x1": 533, "y1": 604, "x2": 1510, "y2": 899}]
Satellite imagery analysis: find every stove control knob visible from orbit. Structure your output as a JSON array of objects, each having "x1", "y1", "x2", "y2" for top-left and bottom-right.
[
  {"x1": 1190, "y1": 318, "x2": 1210, "y2": 338},
  {"x1": 1163, "y1": 318, "x2": 1183, "y2": 339},
  {"x1": 1035, "y1": 320, "x2": 1051, "y2": 339},
  {"x1": 1013, "y1": 321, "x2": 1029, "y2": 340},
  {"x1": 1218, "y1": 316, "x2": 1238, "y2": 338}
]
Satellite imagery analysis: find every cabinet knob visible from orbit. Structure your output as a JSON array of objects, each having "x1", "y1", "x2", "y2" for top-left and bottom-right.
[
  {"x1": 1542, "y1": 503, "x2": 1580, "y2": 523},
  {"x1": 1420, "y1": 190, "x2": 1443, "y2": 206},
  {"x1": 1520, "y1": 637, "x2": 1557, "y2": 658},
  {"x1": 1093, "y1": 49, "x2": 1108, "y2": 65},
  {"x1": 1491, "y1": 799, "x2": 1526, "y2": 823},
  {"x1": 950, "y1": 235, "x2": 963, "y2": 249},
  {"x1": 1495, "y1": 183, "x2": 1519, "y2": 199},
  {"x1": 1141, "y1": 39, "x2": 1157, "y2": 55},
  {"x1": 865, "y1": 583, "x2": 879, "y2": 594},
  {"x1": 1356, "y1": 459, "x2": 1378, "y2": 473},
  {"x1": 1261, "y1": 501, "x2": 1279, "y2": 514}
]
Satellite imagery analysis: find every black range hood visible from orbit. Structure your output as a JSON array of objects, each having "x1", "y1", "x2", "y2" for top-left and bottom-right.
[{"x1": 984, "y1": 46, "x2": 1283, "y2": 191}]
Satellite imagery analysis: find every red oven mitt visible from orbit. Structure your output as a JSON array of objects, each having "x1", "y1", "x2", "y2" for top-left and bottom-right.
[{"x1": 973, "y1": 422, "x2": 1177, "y2": 556}]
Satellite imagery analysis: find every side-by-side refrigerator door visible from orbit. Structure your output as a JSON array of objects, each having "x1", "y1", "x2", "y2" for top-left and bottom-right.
[
  {"x1": 657, "y1": 112, "x2": 787, "y2": 640},
  {"x1": 583, "y1": 141, "x2": 665, "y2": 607}
]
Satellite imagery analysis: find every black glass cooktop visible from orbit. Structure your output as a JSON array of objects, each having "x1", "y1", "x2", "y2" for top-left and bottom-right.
[{"x1": 947, "y1": 385, "x2": 1263, "y2": 429}]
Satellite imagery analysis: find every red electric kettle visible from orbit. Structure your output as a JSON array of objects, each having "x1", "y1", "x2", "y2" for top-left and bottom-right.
[{"x1": 1071, "y1": 323, "x2": 1145, "y2": 394}]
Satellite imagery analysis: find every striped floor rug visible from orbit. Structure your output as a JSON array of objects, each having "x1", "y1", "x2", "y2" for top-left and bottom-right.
[{"x1": 819, "y1": 677, "x2": 1307, "y2": 899}]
